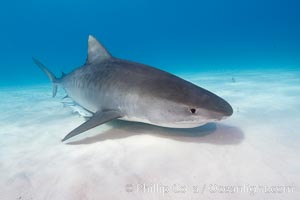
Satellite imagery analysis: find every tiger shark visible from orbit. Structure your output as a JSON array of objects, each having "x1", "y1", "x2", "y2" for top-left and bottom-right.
[{"x1": 33, "y1": 35, "x2": 233, "y2": 142}]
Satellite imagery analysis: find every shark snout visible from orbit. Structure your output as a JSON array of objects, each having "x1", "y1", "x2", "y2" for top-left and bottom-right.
[
  {"x1": 202, "y1": 96, "x2": 233, "y2": 120},
  {"x1": 216, "y1": 98, "x2": 233, "y2": 117}
]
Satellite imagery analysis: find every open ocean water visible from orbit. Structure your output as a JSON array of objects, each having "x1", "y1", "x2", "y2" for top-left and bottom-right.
[{"x1": 0, "y1": 0, "x2": 299, "y2": 200}]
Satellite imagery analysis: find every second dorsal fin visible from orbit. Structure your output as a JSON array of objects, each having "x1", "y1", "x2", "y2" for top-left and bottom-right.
[{"x1": 86, "y1": 35, "x2": 112, "y2": 64}]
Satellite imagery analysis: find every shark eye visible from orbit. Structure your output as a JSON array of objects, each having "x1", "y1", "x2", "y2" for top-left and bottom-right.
[{"x1": 190, "y1": 108, "x2": 196, "y2": 114}]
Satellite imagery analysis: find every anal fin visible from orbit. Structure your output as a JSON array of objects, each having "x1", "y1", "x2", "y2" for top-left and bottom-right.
[{"x1": 62, "y1": 110, "x2": 122, "y2": 142}]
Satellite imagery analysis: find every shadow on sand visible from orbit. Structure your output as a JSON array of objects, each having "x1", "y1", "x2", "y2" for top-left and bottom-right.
[{"x1": 67, "y1": 120, "x2": 244, "y2": 145}]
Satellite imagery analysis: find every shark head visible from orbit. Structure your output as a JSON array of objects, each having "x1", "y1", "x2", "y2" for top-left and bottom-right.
[{"x1": 130, "y1": 74, "x2": 233, "y2": 128}]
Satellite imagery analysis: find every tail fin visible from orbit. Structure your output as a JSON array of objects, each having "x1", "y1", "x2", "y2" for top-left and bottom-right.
[{"x1": 32, "y1": 57, "x2": 58, "y2": 97}]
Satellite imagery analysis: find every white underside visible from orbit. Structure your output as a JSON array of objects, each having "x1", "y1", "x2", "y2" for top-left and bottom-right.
[{"x1": 120, "y1": 116, "x2": 214, "y2": 128}]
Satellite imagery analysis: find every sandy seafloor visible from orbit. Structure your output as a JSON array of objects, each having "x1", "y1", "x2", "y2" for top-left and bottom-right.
[{"x1": 0, "y1": 69, "x2": 299, "y2": 200}]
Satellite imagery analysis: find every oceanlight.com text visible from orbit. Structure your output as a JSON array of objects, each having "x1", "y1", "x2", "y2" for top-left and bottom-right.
[{"x1": 125, "y1": 183, "x2": 295, "y2": 196}]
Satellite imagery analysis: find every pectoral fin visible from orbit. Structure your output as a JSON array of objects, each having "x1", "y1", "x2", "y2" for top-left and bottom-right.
[{"x1": 62, "y1": 110, "x2": 122, "y2": 142}]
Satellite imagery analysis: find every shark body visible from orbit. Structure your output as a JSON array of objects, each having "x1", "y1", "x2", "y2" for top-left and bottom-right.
[{"x1": 34, "y1": 35, "x2": 233, "y2": 141}]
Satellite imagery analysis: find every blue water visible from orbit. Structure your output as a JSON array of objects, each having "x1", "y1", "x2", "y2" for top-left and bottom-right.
[{"x1": 0, "y1": 0, "x2": 299, "y2": 86}]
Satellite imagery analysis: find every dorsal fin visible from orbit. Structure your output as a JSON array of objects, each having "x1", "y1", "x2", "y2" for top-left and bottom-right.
[{"x1": 86, "y1": 35, "x2": 112, "y2": 64}]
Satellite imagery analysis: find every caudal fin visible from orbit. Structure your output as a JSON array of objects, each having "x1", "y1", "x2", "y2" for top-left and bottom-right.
[{"x1": 32, "y1": 57, "x2": 58, "y2": 97}]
